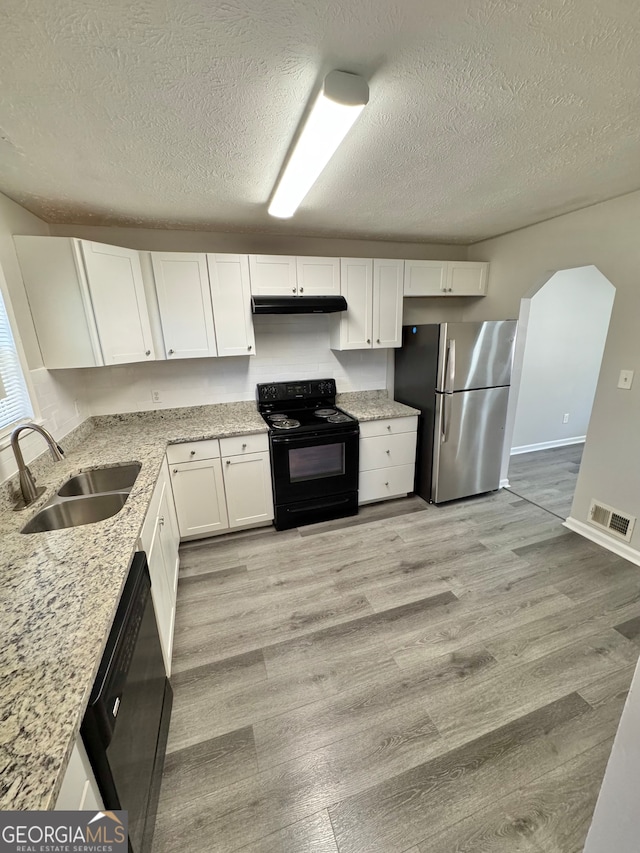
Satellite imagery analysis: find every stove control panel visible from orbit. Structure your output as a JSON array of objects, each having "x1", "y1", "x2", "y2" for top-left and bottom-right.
[{"x1": 257, "y1": 378, "x2": 336, "y2": 404}]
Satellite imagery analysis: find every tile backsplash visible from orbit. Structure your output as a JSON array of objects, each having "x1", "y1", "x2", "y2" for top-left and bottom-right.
[{"x1": 71, "y1": 315, "x2": 388, "y2": 415}]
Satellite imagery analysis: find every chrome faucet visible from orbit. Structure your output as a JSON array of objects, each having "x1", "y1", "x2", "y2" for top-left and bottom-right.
[{"x1": 11, "y1": 423, "x2": 65, "y2": 508}]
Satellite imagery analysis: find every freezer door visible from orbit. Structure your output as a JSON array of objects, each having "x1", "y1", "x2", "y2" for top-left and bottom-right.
[
  {"x1": 437, "y1": 321, "x2": 517, "y2": 392},
  {"x1": 432, "y1": 386, "x2": 510, "y2": 503}
]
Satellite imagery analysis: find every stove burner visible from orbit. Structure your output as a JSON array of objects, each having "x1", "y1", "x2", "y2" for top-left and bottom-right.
[
  {"x1": 314, "y1": 408, "x2": 337, "y2": 418},
  {"x1": 268, "y1": 413, "x2": 289, "y2": 422},
  {"x1": 271, "y1": 418, "x2": 301, "y2": 430},
  {"x1": 328, "y1": 413, "x2": 352, "y2": 424}
]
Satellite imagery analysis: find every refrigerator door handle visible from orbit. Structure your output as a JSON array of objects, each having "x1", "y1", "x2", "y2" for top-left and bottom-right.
[
  {"x1": 441, "y1": 393, "x2": 450, "y2": 443},
  {"x1": 446, "y1": 339, "x2": 456, "y2": 393}
]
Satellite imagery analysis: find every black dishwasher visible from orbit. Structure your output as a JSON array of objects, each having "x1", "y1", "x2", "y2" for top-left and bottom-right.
[{"x1": 82, "y1": 552, "x2": 173, "y2": 853}]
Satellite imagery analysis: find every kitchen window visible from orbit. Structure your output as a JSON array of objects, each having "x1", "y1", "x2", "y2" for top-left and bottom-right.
[{"x1": 0, "y1": 283, "x2": 34, "y2": 435}]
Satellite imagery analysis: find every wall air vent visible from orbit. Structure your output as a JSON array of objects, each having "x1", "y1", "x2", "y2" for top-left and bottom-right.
[{"x1": 588, "y1": 500, "x2": 636, "y2": 542}]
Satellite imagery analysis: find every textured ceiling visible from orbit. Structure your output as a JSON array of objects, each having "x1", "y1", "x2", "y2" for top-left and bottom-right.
[{"x1": 1, "y1": 0, "x2": 640, "y2": 243}]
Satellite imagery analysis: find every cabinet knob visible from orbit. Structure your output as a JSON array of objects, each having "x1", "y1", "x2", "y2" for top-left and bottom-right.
[
  {"x1": 376, "y1": 338, "x2": 381, "y2": 344},
  {"x1": 385, "y1": 482, "x2": 389, "y2": 487},
  {"x1": 292, "y1": 288, "x2": 297, "y2": 293},
  {"x1": 172, "y1": 468, "x2": 177, "y2": 474},
  {"x1": 242, "y1": 443, "x2": 247, "y2": 450},
  {"x1": 226, "y1": 459, "x2": 230, "y2": 465},
  {"x1": 145, "y1": 350, "x2": 151, "y2": 356},
  {"x1": 168, "y1": 348, "x2": 175, "y2": 355},
  {"x1": 386, "y1": 449, "x2": 390, "y2": 454},
  {"x1": 159, "y1": 516, "x2": 165, "y2": 526},
  {"x1": 366, "y1": 338, "x2": 371, "y2": 344},
  {"x1": 387, "y1": 425, "x2": 392, "y2": 431},
  {"x1": 248, "y1": 345, "x2": 252, "y2": 351},
  {"x1": 299, "y1": 287, "x2": 304, "y2": 293},
  {"x1": 190, "y1": 450, "x2": 196, "y2": 456}
]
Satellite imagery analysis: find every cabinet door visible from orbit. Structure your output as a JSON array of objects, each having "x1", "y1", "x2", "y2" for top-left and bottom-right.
[
  {"x1": 80, "y1": 241, "x2": 155, "y2": 364},
  {"x1": 222, "y1": 451, "x2": 274, "y2": 528},
  {"x1": 330, "y1": 258, "x2": 373, "y2": 351},
  {"x1": 170, "y1": 457, "x2": 229, "y2": 538},
  {"x1": 447, "y1": 261, "x2": 488, "y2": 296},
  {"x1": 403, "y1": 260, "x2": 446, "y2": 296},
  {"x1": 208, "y1": 254, "x2": 256, "y2": 356},
  {"x1": 151, "y1": 253, "x2": 217, "y2": 358},
  {"x1": 296, "y1": 256, "x2": 341, "y2": 296},
  {"x1": 249, "y1": 255, "x2": 297, "y2": 295},
  {"x1": 373, "y1": 259, "x2": 403, "y2": 349}
]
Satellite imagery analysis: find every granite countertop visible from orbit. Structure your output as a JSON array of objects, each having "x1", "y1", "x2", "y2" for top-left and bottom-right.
[
  {"x1": 337, "y1": 390, "x2": 420, "y2": 421},
  {"x1": 0, "y1": 402, "x2": 266, "y2": 812}
]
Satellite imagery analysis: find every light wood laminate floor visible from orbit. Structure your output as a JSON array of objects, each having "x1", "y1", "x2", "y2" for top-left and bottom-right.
[
  {"x1": 508, "y1": 444, "x2": 583, "y2": 519},
  {"x1": 152, "y1": 489, "x2": 639, "y2": 853}
]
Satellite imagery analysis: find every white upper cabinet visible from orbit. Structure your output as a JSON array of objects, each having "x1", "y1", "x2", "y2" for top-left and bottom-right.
[
  {"x1": 331, "y1": 258, "x2": 402, "y2": 351},
  {"x1": 404, "y1": 260, "x2": 447, "y2": 296},
  {"x1": 330, "y1": 258, "x2": 373, "y2": 351},
  {"x1": 14, "y1": 236, "x2": 104, "y2": 368},
  {"x1": 80, "y1": 242, "x2": 155, "y2": 364},
  {"x1": 373, "y1": 259, "x2": 403, "y2": 349},
  {"x1": 296, "y1": 256, "x2": 341, "y2": 296},
  {"x1": 151, "y1": 253, "x2": 217, "y2": 359},
  {"x1": 249, "y1": 255, "x2": 297, "y2": 295},
  {"x1": 15, "y1": 236, "x2": 155, "y2": 368},
  {"x1": 404, "y1": 260, "x2": 488, "y2": 296},
  {"x1": 447, "y1": 261, "x2": 488, "y2": 295},
  {"x1": 208, "y1": 254, "x2": 256, "y2": 357}
]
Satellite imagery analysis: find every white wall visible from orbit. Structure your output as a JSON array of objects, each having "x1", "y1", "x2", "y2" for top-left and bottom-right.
[
  {"x1": 0, "y1": 193, "x2": 87, "y2": 487},
  {"x1": 73, "y1": 314, "x2": 388, "y2": 415},
  {"x1": 467, "y1": 188, "x2": 640, "y2": 555},
  {"x1": 511, "y1": 266, "x2": 614, "y2": 452}
]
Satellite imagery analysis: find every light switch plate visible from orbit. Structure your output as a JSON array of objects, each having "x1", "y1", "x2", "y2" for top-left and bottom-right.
[{"x1": 618, "y1": 369, "x2": 634, "y2": 390}]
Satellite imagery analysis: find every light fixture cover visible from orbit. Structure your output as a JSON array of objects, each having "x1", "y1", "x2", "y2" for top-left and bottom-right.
[{"x1": 268, "y1": 70, "x2": 369, "y2": 219}]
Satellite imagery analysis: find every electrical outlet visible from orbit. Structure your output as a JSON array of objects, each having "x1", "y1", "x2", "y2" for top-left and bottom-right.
[
  {"x1": 563, "y1": 413, "x2": 569, "y2": 424},
  {"x1": 151, "y1": 389, "x2": 162, "y2": 403}
]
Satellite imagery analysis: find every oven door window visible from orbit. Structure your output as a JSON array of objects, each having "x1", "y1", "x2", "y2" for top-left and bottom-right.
[{"x1": 289, "y1": 443, "x2": 345, "y2": 482}]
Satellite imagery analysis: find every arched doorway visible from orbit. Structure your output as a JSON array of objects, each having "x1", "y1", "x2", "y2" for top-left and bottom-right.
[{"x1": 505, "y1": 265, "x2": 615, "y2": 518}]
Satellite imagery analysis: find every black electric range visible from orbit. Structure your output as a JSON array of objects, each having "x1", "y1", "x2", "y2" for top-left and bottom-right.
[{"x1": 257, "y1": 379, "x2": 359, "y2": 530}]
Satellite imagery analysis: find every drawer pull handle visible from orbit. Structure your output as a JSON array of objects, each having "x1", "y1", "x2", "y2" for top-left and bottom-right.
[
  {"x1": 242, "y1": 443, "x2": 247, "y2": 449},
  {"x1": 190, "y1": 450, "x2": 196, "y2": 456}
]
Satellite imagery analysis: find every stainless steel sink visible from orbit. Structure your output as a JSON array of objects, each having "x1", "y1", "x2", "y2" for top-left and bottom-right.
[
  {"x1": 57, "y1": 463, "x2": 141, "y2": 497},
  {"x1": 21, "y1": 492, "x2": 130, "y2": 534}
]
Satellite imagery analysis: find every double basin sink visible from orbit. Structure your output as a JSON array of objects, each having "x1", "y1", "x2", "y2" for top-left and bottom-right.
[{"x1": 21, "y1": 464, "x2": 142, "y2": 534}]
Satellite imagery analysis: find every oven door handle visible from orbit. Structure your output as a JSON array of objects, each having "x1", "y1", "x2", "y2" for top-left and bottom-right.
[{"x1": 271, "y1": 429, "x2": 359, "y2": 446}]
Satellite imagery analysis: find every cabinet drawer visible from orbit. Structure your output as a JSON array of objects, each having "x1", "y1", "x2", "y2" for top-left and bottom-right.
[
  {"x1": 359, "y1": 464, "x2": 415, "y2": 503},
  {"x1": 359, "y1": 432, "x2": 417, "y2": 472},
  {"x1": 359, "y1": 416, "x2": 418, "y2": 438},
  {"x1": 219, "y1": 433, "x2": 269, "y2": 457},
  {"x1": 166, "y1": 439, "x2": 220, "y2": 464}
]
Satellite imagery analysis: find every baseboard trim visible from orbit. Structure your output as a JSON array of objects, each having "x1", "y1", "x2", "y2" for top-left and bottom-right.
[
  {"x1": 511, "y1": 436, "x2": 586, "y2": 456},
  {"x1": 500, "y1": 478, "x2": 510, "y2": 489},
  {"x1": 563, "y1": 516, "x2": 640, "y2": 567}
]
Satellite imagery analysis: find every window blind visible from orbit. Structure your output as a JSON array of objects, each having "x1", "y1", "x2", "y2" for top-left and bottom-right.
[{"x1": 0, "y1": 287, "x2": 33, "y2": 431}]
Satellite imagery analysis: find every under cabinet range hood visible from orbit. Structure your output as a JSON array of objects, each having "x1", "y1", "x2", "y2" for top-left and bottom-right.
[{"x1": 251, "y1": 295, "x2": 347, "y2": 315}]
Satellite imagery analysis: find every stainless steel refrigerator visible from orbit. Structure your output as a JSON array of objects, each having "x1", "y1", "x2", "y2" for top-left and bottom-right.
[{"x1": 394, "y1": 321, "x2": 517, "y2": 503}]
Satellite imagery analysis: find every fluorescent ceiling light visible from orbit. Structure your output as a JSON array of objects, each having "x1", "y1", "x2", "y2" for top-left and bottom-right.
[{"x1": 268, "y1": 70, "x2": 369, "y2": 219}]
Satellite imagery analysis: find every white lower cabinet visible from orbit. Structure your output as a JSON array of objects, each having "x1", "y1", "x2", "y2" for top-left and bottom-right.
[
  {"x1": 167, "y1": 434, "x2": 274, "y2": 541},
  {"x1": 140, "y1": 460, "x2": 180, "y2": 675},
  {"x1": 55, "y1": 737, "x2": 103, "y2": 811},
  {"x1": 358, "y1": 417, "x2": 418, "y2": 504},
  {"x1": 170, "y1": 457, "x2": 229, "y2": 539},
  {"x1": 222, "y1": 451, "x2": 274, "y2": 528}
]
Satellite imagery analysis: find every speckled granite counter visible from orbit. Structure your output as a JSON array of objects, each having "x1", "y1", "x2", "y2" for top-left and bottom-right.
[
  {"x1": 337, "y1": 390, "x2": 420, "y2": 421},
  {"x1": 0, "y1": 402, "x2": 266, "y2": 812}
]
